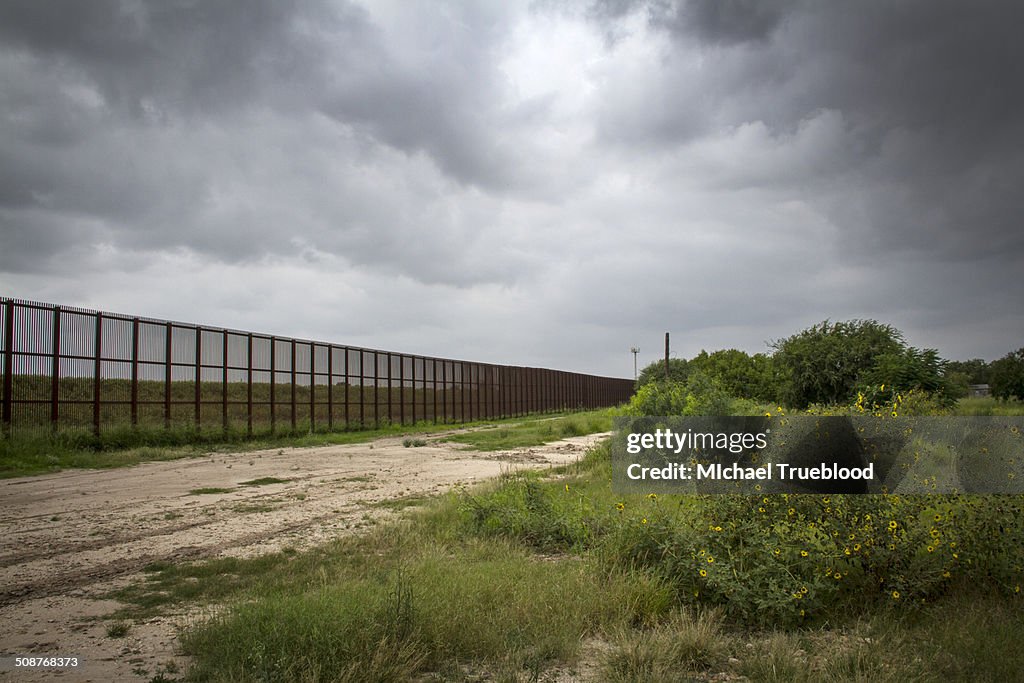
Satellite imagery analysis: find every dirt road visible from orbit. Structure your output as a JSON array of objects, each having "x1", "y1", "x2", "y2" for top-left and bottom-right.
[{"x1": 0, "y1": 430, "x2": 607, "y2": 682}]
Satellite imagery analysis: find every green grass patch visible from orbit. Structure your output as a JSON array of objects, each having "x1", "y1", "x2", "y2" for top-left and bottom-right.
[
  {"x1": 238, "y1": 477, "x2": 288, "y2": 487},
  {"x1": 364, "y1": 494, "x2": 433, "y2": 511},
  {"x1": 105, "y1": 621, "x2": 131, "y2": 638},
  {"x1": 955, "y1": 396, "x2": 1024, "y2": 416},
  {"x1": 188, "y1": 487, "x2": 234, "y2": 495},
  {"x1": 0, "y1": 410, "x2": 605, "y2": 479},
  {"x1": 602, "y1": 608, "x2": 730, "y2": 682},
  {"x1": 440, "y1": 409, "x2": 614, "y2": 451},
  {"x1": 114, "y1": 433, "x2": 1024, "y2": 681}
]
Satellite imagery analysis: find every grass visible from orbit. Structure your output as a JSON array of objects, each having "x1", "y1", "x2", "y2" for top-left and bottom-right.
[
  {"x1": 111, "y1": 435, "x2": 1024, "y2": 681},
  {"x1": 105, "y1": 621, "x2": 131, "y2": 638},
  {"x1": 364, "y1": 494, "x2": 433, "y2": 511},
  {"x1": 238, "y1": 477, "x2": 288, "y2": 487},
  {"x1": 955, "y1": 396, "x2": 1024, "y2": 416},
  {"x1": 188, "y1": 487, "x2": 233, "y2": 495},
  {"x1": 440, "y1": 409, "x2": 615, "y2": 451},
  {"x1": 0, "y1": 409, "x2": 611, "y2": 479}
]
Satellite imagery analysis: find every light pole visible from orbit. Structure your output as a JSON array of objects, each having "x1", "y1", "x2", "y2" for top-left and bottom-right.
[{"x1": 630, "y1": 347, "x2": 639, "y2": 384}]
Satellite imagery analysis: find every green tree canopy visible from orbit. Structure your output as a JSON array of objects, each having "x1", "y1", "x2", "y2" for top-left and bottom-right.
[
  {"x1": 637, "y1": 357, "x2": 690, "y2": 386},
  {"x1": 990, "y1": 348, "x2": 1024, "y2": 401},
  {"x1": 770, "y1": 319, "x2": 907, "y2": 408},
  {"x1": 689, "y1": 349, "x2": 777, "y2": 403},
  {"x1": 945, "y1": 358, "x2": 991, "y2": 385}
]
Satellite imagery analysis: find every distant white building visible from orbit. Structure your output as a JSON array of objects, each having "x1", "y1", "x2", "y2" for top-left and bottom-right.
[{"x1": 969, "y1": 384, "x2": 991, "y2": 397}]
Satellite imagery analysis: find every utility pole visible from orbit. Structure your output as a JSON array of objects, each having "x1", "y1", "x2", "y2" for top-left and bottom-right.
[
  {"x1": 664, "y1": 332, "x2": 670, "y2": 380},
  {"x1": 630, "y1": 347, "x2": 639, "y2": 384}
]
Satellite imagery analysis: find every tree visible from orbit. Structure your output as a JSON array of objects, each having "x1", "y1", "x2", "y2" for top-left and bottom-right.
[
  {"x1": 945, "y1": 358, "x2": 991, "y2": 385},
  {"x1": 770, "y1": 320, "x2": 906, "y2": 408},
  {"x1": 858, "y1": 346, "x2": 955, "y2": 406},
  {"x1": 990, "y1": 348, "x2": 1024, "y2": 401},
  {"x1": 637, "y1": 358, "x2": 690, "y2": 386},
  {"x1": 689, "y1": 349, "x2": 777, "y2": 402}
]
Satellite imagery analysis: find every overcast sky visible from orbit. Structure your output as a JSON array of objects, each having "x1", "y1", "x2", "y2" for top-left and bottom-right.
[{"x1": 1, "y1": 0, "x2": 1022, "y2": 377}]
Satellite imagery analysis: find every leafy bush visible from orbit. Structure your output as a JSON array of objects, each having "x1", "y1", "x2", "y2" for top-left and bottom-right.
[
  {"x1": 624, "y1": 371, "x2": 737, "y2": 417},
  {"x1": 771, "y1": 319, "x2": 906, "y2": 408},
  {"x1": 991, "y1": 348, "x2": 1024, "y2": 401},
  {"x1": 771, "y1": 319, "x2": 956, "y2": 409},
  {"x1": 638, "y1": 358, "x2": 692, "y2": 386},
  {"x1": 460, "y1": 445, "x2": 1024, "y2": 629},
  {"x1": 689, "y1": 349, "x2": 778, "y2": 403},
  {"x1": 858, "y1": 347, "x2": 956, "y2": 406}
]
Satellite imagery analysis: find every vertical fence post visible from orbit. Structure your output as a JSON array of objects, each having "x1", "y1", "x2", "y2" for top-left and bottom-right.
[
  {"x1": 476, "y1": 364, "x2": 482, "y2": 421},
  {"x1": 247, "y1": 333, "x2": 253, "y2": 436},
  {"x1": 404, "y1": 355, "x2": 410, "y2": 426},
  {"x1": 527, "y1": 367, "x2": 532, "y2": 415},
  {"x1": 513, "y1": 367, "x2": 518, "y2": 417},
  {"x1": 327, "y1": 345, "x2": 334, "y2": 432},
  {"x1": 441, "y1": 361, "x2": 448, "y2": 423},
  {"x1": 344, "y1": 348, "x2": 350, "y2": 428},
  {"x1": 359, "y1": 350, "x2": 366, "y2": 428},
  {"x1": 2, "y1": 300, "x2": 15, "y2": 434},
  {"x1": 525, "y1": 368, "x2": 530, "y2": 415},
  {"x1": 500, "y1": 367, "x2": 506, "y2": 418},
  {"x1": 410, "y1": 356, "x2": 416, "y2": 425},
  {"x1": 430, "y1": 359, "x2": 437, "y2": 424},
  {"x1": 462, "y1": 362, "x2": 469, "y2": 422},
  {"x1": 94, "y1": 312, "x2": 104, "y2": 435},
  {"x1": 194, "y1": 328, "x2": 202, "y2": 430},
  {"x1": 290, "y1": 339, "x2": 297, "y2": 431},
  {"x1": 387, "y1": 352, "x2": 394, "y2": 426},
  {"x1": 270, "y1": 337, "x2": 276, "y2": 433},
  {"x1": 372, "y1": 350, "x2": 379, "y2": 427},
  {"x1": 131, "y1": 318, "x2": 139, "y2": 427},
  {"x1": 222, "y1": 333, "x2": 229, "y2": 432},
  {"x1": 309, "y1": 343, "x2": 315, "y2": 432},
  {"x1": 50, "y1": 306, "x2": 60, "y2": 428},
  {"x1": 163, "y1": 322, "x2": 172, "y2": 429},
  {"x1": 482, "y1": 365, "x2": 488, "y2": 419}
]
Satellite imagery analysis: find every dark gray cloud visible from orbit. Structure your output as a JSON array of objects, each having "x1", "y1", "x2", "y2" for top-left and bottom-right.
[
  {"x1": 0, "y1": 0, "x2": 338, "y2": 116},
  {"x1": 651, "y1": 0, "x2": 788, "y2": 45},
  {"x1": 593, "y1": 0, "x2": 1024, "y2": 268},
  {"x1": 1, "y1": 0, "x2": 1021, "y2": 374}
]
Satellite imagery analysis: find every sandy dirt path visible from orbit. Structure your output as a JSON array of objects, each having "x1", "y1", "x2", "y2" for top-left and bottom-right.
[{"x1": 0, "y1": 430, "x2": 608, "y2": 682}]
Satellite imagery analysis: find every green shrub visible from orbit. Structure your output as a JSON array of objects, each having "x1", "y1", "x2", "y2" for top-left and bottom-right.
[
  {"x1": 991, "y1": 348, "x2": 1024, "y2": 401},
  {"x1": 624, "y1": 371, "x2": 737, "y2": 417}
]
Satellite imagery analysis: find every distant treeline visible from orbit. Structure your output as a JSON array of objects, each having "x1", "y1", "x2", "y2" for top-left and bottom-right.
[{"x1": 638, "y1": 319, "x2": 1024, "y2": 408}]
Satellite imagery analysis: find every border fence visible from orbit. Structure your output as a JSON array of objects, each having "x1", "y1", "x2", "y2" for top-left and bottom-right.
[{"x1": 0, "y1": 297, "x2": 634, "y2": 436}]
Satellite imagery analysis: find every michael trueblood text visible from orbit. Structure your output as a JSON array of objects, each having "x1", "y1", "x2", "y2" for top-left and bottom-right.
[{"x1": 626, "y1": 462, "x2": 875, "y2": 482}]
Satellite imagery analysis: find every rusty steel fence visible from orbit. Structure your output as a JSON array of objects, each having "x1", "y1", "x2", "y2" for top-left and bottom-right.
[{"x1": 0, "y1": 298, "x2": 634, "y2": 435}]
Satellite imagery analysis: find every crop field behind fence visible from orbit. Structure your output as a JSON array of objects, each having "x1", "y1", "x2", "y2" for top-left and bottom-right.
[{"x1": 0, "y1": 298, "x2": 634, "y2": 435}]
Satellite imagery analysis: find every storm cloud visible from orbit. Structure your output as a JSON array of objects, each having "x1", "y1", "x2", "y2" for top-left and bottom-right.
[{"x1": 1, "y1": 0, "x2": 1021, "y2": 374}]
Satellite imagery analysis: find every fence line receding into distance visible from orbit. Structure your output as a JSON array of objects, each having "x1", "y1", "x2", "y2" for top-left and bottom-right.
[{"x1": 0, "y1": 298, "x2": 635, "y2": 435}]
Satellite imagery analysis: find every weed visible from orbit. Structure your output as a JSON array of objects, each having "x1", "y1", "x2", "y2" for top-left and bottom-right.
[
  {"x1": 106, "y1": 621, "x2": 131, "y2": 638},
  {"x1": 238, "y1": 477, "x2": 288, "y2": 486}
]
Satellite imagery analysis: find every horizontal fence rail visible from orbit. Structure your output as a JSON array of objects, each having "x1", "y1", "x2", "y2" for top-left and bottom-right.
[{"x1": 0, "y1": 298, "x2": 635, "y2": 436}]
